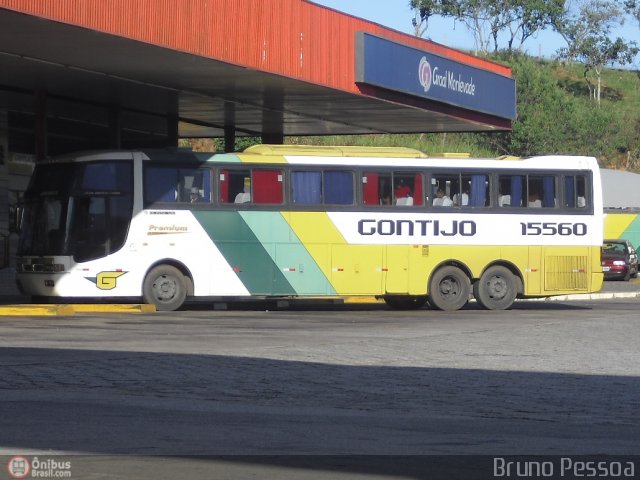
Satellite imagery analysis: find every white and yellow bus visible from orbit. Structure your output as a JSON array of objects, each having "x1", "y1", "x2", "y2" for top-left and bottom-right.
[{"x1": 16, "y1": 144, "x2": 603, "y2": 311}]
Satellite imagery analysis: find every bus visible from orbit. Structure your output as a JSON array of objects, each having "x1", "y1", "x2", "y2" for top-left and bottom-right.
[{"x1": 15, "y1": 144, "x2": 603, "y2": 311}]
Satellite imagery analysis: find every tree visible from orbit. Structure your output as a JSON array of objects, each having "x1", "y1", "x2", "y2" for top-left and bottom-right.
[
  {"x1": 478, "y1": 54, "x2": 620, "y2": 158},
  {"x1": 555, "y1": 0, "x2": 639, "y2": 105},
  {"x1": 409, "y1": 0, "x2": 565, "y2": 54},
  {"x1": 410, "y1": 1, "x2": 430, "y2": 37},
  {"x1": 625, "y1": 0, "x2": 640, "y2": 24}
]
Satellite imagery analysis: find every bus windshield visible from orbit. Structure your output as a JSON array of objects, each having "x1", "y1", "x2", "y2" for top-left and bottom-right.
[{"x1": 18, "y1": 161, "x2": 133, "y2": 262}]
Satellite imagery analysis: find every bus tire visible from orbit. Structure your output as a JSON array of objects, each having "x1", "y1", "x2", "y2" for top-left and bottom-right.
[
  {"x1": 143, "y1": 265, "x2": 188, "y2": 311},
  {"x1": 473, "y1": 265, "x2": 517, "y2": 310},
  {"x1": 427, "y1": 266, "x2": 470, "y2": 311},
  {"x1": 383, "y1": 295, "x2": 428, "y2": 310}
]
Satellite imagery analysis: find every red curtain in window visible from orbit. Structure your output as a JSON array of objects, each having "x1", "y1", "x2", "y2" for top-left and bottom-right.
[
  {"x1": 363, "y1": 173, "x2": 379, "y2": 205},
  {"x1": 219, "y1": 169, "x2": 229, "y2": 203},
  {"x1": 413, "y1": 173, "x2": 423, "y2": 206},
  {"x1": 253, "y1": 170, "x2": 283, "y2": 204}
]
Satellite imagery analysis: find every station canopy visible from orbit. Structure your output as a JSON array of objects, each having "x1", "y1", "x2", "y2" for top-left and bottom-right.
[{"x1": 0, "y1": 1, "x2": 515, "y2": 143}]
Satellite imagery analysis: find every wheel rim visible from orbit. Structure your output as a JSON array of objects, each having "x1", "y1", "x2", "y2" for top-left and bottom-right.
[
  {"x1": 440, "y1": 277, "x2": 460, "y2": 296},
  {"x1": 429, "y1": 266, "x2": 470, "y2": 311},
  {"x1": 487, "y1": 275, "x2": 508, "y2": 300},
  {"x1": 152, "y1": 274, "x2": 178, "y2": 301},
  {"x1": 439, "y1": 276, "x2": 461, "y2": 298}
]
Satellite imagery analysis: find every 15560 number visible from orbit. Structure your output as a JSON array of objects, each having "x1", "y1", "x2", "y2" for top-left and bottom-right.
[{"x1": 520, "y1": 222, "x2": 587, "y2": 236}]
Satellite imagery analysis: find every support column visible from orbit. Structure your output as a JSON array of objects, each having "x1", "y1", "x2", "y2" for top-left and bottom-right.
[
  {"x1": 224, "y1": 101, "x2": 236, "y2": 152},
  {"x1": 108, "y1": 105, "x2": 122, "y2": 149},
  {"x1": 0, "y1": 110, "x2": 9, "y2": 267},
  {"x1": 261, "y1": 88, "x2": 284, "y2": 145},
  {"x1": 166, "y1": 113, "x2": 178, "y2": 147},
  {"x1": 34, "y1": 91, "x2": 47, "y2": 161},
  {"x1": 261, "y1": 131, "x2": 284, "y2": 144}
]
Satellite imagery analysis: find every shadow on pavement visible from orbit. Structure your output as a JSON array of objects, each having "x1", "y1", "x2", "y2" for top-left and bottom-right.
[{"x1": 0, "y1": 346, "x2": 638, "y2": 479}]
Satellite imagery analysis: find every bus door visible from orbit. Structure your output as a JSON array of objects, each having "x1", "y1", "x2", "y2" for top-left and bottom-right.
[
  {"x1": 384, "y1": 246, "x2": 409, "y2": 293},
  {"x1": 331, "y1": 245, "x2": 383, "y2": 295}
]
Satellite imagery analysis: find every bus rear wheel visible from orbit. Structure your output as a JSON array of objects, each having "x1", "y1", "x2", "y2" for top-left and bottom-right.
[
  {"x1": 473, "y1": 266, "x2": 517, "y2": 310},
  {"x1": 427, "y1": 266, "x2": 470, "y2": 311},
  {"x1": 143, "y1": 265, "x2": 187, "y2": 311},
  {"x1": 383, "y1": 295, "x2": 429, "y2": 310}
]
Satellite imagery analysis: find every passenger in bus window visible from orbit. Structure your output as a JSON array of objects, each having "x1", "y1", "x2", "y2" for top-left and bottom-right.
[
  {"x1": 528, "y1": 192, "x2": 542, "y2": 207},
  {"x1": 433, "y1": 188, "x2": 453, "y2": 206},
  {"x1": 189, "y1": 187, "x2": 204, "y2": 203},
  {"x1": 234, "y1": 178, "x2": 251, "y2": 203},
  {"x1": 498, "y1": 194, "x2": 511, "y2": 207},
  {"x1": 577, "y1": 196, "x2": 586, "y2": 207},
  {"x1": 394, "y1": 179, "x2": 412, "y2": 199},
  {"x1": 453, "y1": 188, "x2": 469, "y2": 206}
]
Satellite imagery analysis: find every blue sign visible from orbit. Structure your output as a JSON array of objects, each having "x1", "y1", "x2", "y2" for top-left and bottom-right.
[{"x1": 355, "y1": 32, "x2": 517, "y2": 120}]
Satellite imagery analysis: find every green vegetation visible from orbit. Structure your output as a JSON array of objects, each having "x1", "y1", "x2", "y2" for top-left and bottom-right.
[{"x1": 289, "y1": 54, "x2": 640, "y2": 171}]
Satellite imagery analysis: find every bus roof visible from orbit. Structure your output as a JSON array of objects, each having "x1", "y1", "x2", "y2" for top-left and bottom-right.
[
  {"x1": 243, "y1": 144, "x2": 428, "y2": 158},
  {"x1": 43, "y1": 146, "x2": 599, "y2": 172}
]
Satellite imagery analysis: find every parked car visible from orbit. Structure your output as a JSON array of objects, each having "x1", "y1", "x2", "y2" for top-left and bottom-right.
[{"x1": 601, "y1": 239, "x2": 639, "y2": 281}]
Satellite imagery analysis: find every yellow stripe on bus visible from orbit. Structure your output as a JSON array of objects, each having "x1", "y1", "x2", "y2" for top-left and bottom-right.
[{"x1": 283, "y1": 212, "x2": 347, "y2": 290}]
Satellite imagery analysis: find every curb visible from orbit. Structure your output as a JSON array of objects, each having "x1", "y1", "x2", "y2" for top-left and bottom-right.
[
  {"x1": 0, "y1": 304, "x2": 75, "y2": 316},
  {"x1": 0, "y1": 304, "x2": 156, "y2": 316},
  {"x1": 343, "y1": 292, "x2": 640, "y2": 306},
  {"x1": 529, "y1": 291, "x2": 640, "y2": 302}
]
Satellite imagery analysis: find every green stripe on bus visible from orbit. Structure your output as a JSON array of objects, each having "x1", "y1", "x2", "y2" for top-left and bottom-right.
[
  {"x1": 621, "y1": 214, "x2": 640, "y2": 250},
  {"x1": 240, "y1": 212, "x2": 336, "y2": 295},
  {"x1": 193, "y1": 211, "x2": 295, "y2": 295}
]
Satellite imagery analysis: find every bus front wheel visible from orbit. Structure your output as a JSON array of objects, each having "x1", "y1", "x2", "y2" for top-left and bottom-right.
[
  {"x1": 473, "y1": 266, "x2": 517, "y2": 310},
  {"x1": 427, "y1": 266, "x2": 470, "y2": 311},
  {"x1": 143, "y1": 265, "x2": 188, "y2": 311}
]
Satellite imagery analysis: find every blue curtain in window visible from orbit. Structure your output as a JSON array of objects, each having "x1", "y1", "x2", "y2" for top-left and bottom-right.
[
  {"x1": 292, "y1": 172, "x2": 321, "y2": 204},
  {"x1": 469, "y1": 174, "x2": 486, "y2": 207},
  {"x1": 543, "y1": 176, "x2": 555, "y2": 207},
  {"x1": 145, "y1": 167, "x2": 177, "y2": 203},
  {"x1": 201, "y1": 169, "x2": 211, "y2": 201},
  {"x1": 564, "y1": 176, "x2": 575, "y2": 208},
  {"x1": 511, "y1": 175, "x2": 523, "y2": 207},
  {"x1": 325, "y1": 171, "x2": 353, "y2": 205}
]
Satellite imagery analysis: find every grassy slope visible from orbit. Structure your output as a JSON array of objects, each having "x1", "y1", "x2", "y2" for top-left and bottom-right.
[{"x1": 286, "y1": 62, "x2": 640, "y2": 167}]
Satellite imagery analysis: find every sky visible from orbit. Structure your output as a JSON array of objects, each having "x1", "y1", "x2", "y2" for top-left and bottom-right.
[{"x1": 310, "y1": 0, "x2": 640, "y2": 67}]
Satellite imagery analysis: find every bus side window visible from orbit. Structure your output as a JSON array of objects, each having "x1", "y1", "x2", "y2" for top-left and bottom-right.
[
  {"x1": 393, "y1": 172, "x2": 422, "y2": 206},
  {"x1": 144, "y1": 167, "x2": 178, "y2": 204},
  {"x1": 292, "y1": 171, "x2": 321, "y2": 205},
  {"x1": 431, "y1": 174, "x2": 456, "y2": 207},
  {"x1": 463, "y1": 174, "x2": 489, "y2": 207},
  {"x1": 498, "y1": 175, "x2": 523, "y2": 207},
  {"x1": 528, "y1": 175, "x2": 556, "y2": 208},
  {"x1": 324, "y1": 171, "x2": 354, "y2": 205},
  {"x1": 362, "y1": 172, "x2": 390, "y2": 206},
  {"x1": 564, "y1": 175, "x2": 587, "y2": 208},
  {"x1": 253, "y1": 170, "x2": 284, "y2": 204},
  {"x1": 220, "y1": 169, "x2": 251, "y2": 204}
]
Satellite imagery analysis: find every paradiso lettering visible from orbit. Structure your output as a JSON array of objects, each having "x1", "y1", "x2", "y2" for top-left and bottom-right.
[
  {"x1": 419, "y1": 56, "x2": 476, "y2": 96},
  {"x1": 358, "y1": 219, "x2": 476, "y2": 237}
]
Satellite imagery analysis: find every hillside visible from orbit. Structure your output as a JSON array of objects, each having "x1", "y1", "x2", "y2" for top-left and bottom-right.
[{"x1": 285, "y1": 56, "x2": 640, "y2": 172}]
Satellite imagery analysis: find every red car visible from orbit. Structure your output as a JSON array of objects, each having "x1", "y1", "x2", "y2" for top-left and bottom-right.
[{"x1": 601, "y1": 239, "x2": 639, "y2": 281}]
